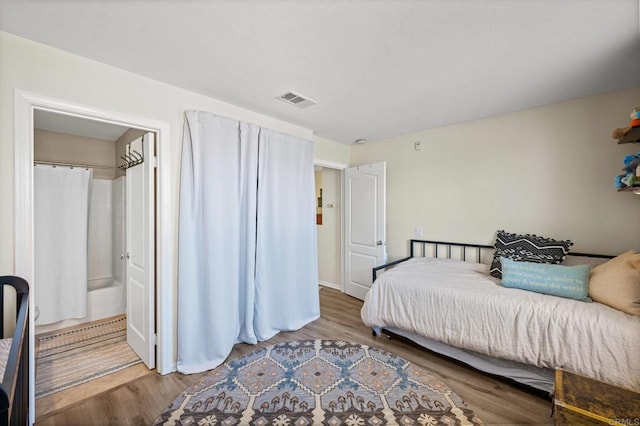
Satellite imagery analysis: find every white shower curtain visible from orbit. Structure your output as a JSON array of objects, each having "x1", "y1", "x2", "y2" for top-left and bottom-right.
[
  {"x1": 34, "y1": 165, "x2": 93, "y2": 325},
  {"x1": 178, "y1": 111, "x2": 319, "y2": 373}
]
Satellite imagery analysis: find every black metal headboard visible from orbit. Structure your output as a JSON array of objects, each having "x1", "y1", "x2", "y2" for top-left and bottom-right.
[
  {"x1": 372, "y1": 239, "x2": 614, "y2": 281},
  {"x1": 408, "y1": 239, "x2": 614, "y2": 261},
  {"x1": 409, "y1": 239, "x2": 493, "y2": 263},
  {"x1": 372, "y1": 239, "x2": 494, "y2": 281}
]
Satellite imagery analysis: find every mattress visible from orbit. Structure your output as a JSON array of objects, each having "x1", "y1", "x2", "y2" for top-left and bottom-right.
[
  {"x1": 381, "y1": 326, "x2": 555, "y2": 393},
  {"x1": 361, "y1": 257, "x2": 640, "y2": 392}
]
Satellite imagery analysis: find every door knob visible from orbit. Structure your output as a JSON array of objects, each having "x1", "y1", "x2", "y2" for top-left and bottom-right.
[{"x1": 376, "y1": 241, "x2": 384, "y2": 246}]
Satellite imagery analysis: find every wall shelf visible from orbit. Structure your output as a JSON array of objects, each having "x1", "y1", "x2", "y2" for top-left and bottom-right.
[
  {"x1": 616, "y1": 122, "x2": 639, "y2": 193},
  {"x1": 618, "y1": 126, "x2": 640, "y2": 144}
]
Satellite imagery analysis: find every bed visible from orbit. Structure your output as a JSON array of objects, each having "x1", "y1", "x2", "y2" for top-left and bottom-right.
[
  {"x1": 0, "y1": 276, "x2": 29, "y2": 426},
  {"x1": 361, "y1": 239, "x2": 640, "y2": 395}
]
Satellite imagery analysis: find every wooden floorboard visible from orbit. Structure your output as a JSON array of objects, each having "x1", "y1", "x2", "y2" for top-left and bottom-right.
[
  {"x1": 35, "y1": 288, "x2": 552, "y2": 425},
  {"x1": 36, "y1": 363, "x2": 153, "y2": 419}
]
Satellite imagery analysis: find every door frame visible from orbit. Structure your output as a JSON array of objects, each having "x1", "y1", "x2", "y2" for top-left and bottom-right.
[
  {"x1": 313, "y1": 159, "x2": 348, "y2": 292},
  {"x1": 125, "y1": 133, "x2": 157, "y2": 369},
  {"x1": 14, "y1": 90, "x2": 173, "y2": 422}
]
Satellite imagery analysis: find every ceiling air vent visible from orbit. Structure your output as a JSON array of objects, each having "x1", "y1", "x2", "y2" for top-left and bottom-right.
[{"x1": 276, "y1": 91, "x2": 317, "y2": 109}]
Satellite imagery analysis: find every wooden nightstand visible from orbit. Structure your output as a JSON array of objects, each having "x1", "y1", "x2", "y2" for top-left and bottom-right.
[{"x1": 554, "y1": 369, "x2": 640, "y2": 425}]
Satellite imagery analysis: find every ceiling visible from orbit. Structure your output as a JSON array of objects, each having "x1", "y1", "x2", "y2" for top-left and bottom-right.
[
  {"x1": 34, "y1": 110, "x2": 130, "y2": 142},
  {"x1": 1, "y1": 1, "x2": 639, "y2": 144}
]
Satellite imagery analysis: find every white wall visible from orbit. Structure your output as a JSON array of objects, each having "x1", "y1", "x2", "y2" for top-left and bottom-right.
[
  {"x1": 317, "y1": 167, "x2": 341, "y2": 288},
  {"x1": 85, "y1": 178, "x2": 125, "y2": 286},
  {"x1": 87, "y1": 179, "x2": 114, "y2": 282},
  {"x1": 115, "y1": 128, "x2": 148, "y2": 178},
  {"x1": 351, "y1": 88, "x2": 640, "y2": 259},
  {"x1": 314, "y1": 135, "x2": 350, "y2": 166},
  {"x1": 0, "y1": 30, "x2": 312, "y2": 278},
  {"x1": 112, "y1": 177, "x2": 125, "y2": 284},
  {"x1": 81, "y1": 176, "x2": 126, "y2": 291},
  {"x1": 34, "y1": 129, "x2": 116, "y2": 179}
]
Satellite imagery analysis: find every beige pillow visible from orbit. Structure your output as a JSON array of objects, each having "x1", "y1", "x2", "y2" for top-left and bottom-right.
[{"x1": 589, "y1": 250, "x2": 640, "y2": 316}]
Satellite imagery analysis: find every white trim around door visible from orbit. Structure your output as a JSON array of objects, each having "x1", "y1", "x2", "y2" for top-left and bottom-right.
[
  {"x1": 14, "y1": 90, "x2": 173, "y2": 424},
  {"x1": 313, "y1": 159, "x2": 348, "y2": 293}
]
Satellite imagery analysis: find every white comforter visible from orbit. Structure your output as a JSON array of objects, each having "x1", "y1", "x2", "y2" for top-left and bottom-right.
[{"x1": 361, "y1": 257, "x2": 640, "y2": 392}]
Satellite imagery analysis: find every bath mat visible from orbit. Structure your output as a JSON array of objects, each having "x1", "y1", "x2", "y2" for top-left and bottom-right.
[
  {"x1": 35, "y1": 315, "x2": 143, "y2": 398},
  {"x1": 153, "y1": 339, "x2": 483, "y2": 425}
]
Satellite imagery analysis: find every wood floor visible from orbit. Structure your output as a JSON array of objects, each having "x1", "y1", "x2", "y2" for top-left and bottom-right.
[{"x1": 35, "y1": 287, "x2": 552, "y2": 425}]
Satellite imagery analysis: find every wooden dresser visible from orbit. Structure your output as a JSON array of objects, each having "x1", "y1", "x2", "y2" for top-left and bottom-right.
[{"x1": 554, "y1": 369, "x2": 640, "y2": 425}]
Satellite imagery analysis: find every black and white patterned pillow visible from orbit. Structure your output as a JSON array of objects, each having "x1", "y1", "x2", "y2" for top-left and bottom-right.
[{"x1": 490, "y1": 230, "x2": 573, "y2": 278}]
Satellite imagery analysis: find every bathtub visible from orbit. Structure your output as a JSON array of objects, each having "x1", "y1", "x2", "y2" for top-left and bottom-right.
[{"x1": 35, "y1": 277, "x2": 126, "y2": 334}]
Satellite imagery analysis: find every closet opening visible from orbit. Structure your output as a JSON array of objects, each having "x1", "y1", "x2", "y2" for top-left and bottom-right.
[
  {"x1": 31, "y1": 109, "x2": 157, "y2": 419},
  {"x1": 314, "y1": 161, "x2": 347, "y2": 292}
]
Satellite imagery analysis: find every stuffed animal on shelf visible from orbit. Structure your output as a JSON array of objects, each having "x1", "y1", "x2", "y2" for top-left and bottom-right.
[
  {"x1": 611, "y1": 107, "x2": 640, "y2": 140},
  {"x1": 621, "y1": 173, "x2": 637, "y2": 187},
  {"x1": 615, "y1": 152, "x2": 640, "y2": 188},
  {"x1": 612, "y1": 127, "x2": 629, "y2": 139},
  {"x1": 624, "y1": 153, "x2": 640, "y2": 166}
]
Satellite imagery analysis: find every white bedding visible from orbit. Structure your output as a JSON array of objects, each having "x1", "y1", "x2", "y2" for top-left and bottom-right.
[
  {"x1": 361, "y1": 257, "x2": 640, "y2": 392},
  {"x1": 0, "y1": 338, "x2": 12, "y2": 382}
]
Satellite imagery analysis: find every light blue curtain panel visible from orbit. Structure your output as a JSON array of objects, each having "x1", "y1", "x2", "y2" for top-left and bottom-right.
[
  {"x1": 254, "y1": 129, "x2": 320, "y2": 340},
  {"x1": 177, "y1": 111, "x2": 259, "y2": 373},
  {"x1": 177, "y1": 111, "x2": 319, "y2": 374}
]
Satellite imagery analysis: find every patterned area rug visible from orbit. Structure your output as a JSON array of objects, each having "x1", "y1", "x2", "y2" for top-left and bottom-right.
[
  {"x1": 154, "y1": 340, "x2": 483, "y2": 425},
  {"x1": 36, "y1": 315, "x2": 142, "y2": 398}
]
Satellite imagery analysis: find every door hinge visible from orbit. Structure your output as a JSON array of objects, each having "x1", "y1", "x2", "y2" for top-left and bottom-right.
[
  {"x1": 151, "y1": 156, "x2": 158, "y2": 168},
  {"x1": 152, "y1": 333, "x2": 158, "y2": 346}
]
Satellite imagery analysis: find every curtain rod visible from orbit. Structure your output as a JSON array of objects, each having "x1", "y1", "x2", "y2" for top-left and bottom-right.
[{"x1": 33, "y1": 160, "x2": 119, "y2": 171}]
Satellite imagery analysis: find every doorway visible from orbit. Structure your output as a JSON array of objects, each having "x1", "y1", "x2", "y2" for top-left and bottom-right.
[
  {"x1": 313, "y1": 160, "x2": 348, "y2": 292},
  {"x1": 32, "y1": 110, "x2": 145, "y2": 332},
  {"x1": 14, "y1": 91, "x2": 172, "y2": 424},
  {"x1": 31, "y1": 110, "x2": 155, "y2": 417}
]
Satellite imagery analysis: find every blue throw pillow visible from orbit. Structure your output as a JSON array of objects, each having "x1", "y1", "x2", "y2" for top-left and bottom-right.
[{"x1": 500, "y1": 257, "x2": 591, "y2": 301}]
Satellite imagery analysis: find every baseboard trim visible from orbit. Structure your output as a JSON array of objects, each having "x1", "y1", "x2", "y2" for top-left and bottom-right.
[{"x1": 318, "y1": 280, "x2": 341, "y2": 291}]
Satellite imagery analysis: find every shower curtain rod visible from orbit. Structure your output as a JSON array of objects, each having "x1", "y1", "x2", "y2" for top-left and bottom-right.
[{"x1": 33, "y1": 160, "x2": 119, "y2": 171}]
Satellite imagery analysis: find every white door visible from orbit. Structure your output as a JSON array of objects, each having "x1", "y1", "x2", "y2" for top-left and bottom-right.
[
  {"x1": 126, "y1": 133, "x2": 156, "y2": 369},
  {"x1": 344, "y1": 162, "x2": 386, "y2": 300}
]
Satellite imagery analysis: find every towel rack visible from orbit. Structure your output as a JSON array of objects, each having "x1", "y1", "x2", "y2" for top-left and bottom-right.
[{"x1": 119, "y1": 141, "x2": 144, "y2": 170}]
